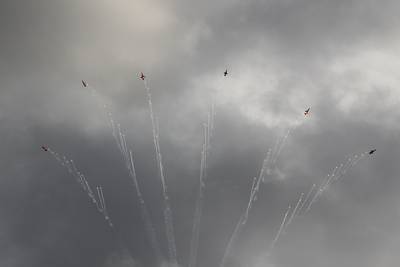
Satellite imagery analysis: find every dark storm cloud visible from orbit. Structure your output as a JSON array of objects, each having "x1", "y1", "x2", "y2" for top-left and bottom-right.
[{"x1": 1, "y1": 0, "x2": 400, "y2": 267}]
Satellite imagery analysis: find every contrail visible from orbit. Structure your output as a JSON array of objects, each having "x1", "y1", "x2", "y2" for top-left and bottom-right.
[
  {"x1": 297, "y1": 184, "x2": 316, "y2": 216},
  {"x1": 128, "y1": 150, "x2": 163, "y2": 261},
  {"x1": 305, "y1": 174, "x2": 330, "y2": 213},
  {"x1": 83, "y1": 81, "x2": 162, "y2": 260},
  {"x1": 326, "y1": 153, "x2": 367, "y2": 189},
  {"x1": 220, "y1": 149, "x2": 272, "y2": 267},
  {"x1": 219, "y1": 197, "x2": 251, "y2": 267},
  {"x1": 96, "y1": 186, "x2": 104, "y2": 212},
  {"x1": 270, "y1": 117, "x2": 304, "y2": 166},
  {"x1": 97, "y1": 186, "x2": 113, "y2": 228},
  {"x1": 270, "y1": 205, "x2": 291, "y2": 250},
  {"x1": 272, "y1": 129, "x2": 291, "y2": 165},
  {"x1": 264, "y1": 120, "x2": 303, "y2": 182},
  {"x1": 241, "y1": 177, "x2": 260, "y2": 226},
  {"x1": 334, "y1": 153, "x2": 366, "y2": 183},
  {"x1": 189, "y1": 106, "x2": 215, "y2": 267},
  {"x1": 285, "y1": 193, "x2": 304, "y2": 227},
  {"x1": 142, "y1": 78, "x2": 177, "y2": 264},
  {"x1": 269, "y1": 135, "x2": 283, "y2": 166},
  {"x1": 305, "y1": 152, "x2": 368, "y2": 213},
  {"x1": 268, "y1": 150, "x2": 371, "y2": 256},
  {"x1": 47, "y1": 148, "x2": 114, "y2": 228},
  {"x1": 47, "y1": 144, "x2": 139, "y2": 262}
]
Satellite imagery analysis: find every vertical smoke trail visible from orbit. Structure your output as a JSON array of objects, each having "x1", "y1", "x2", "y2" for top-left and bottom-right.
[
  {"x1": 143, "y1": 79, "x2": 177, "y2": 264},
  {"x1": 82, "y1": 81, "x2": 161, "y2": 260},
  {"x1": 128, "y1": 150, "x2": 163, "y2": 261},
  {"x1": 105, "y1": 108, "x2": 163, "y2": 260},
  {"x1": 270, "y1": 205, "x2": 291, "y2": 250},
  {"x1": 189, "y1": 109, "x2": 214, "y2": 267}
]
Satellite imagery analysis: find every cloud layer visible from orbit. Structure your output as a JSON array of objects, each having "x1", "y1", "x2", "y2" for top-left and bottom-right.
[{"x1": 1, "y1": 0, "x2": 400, "y2": 266}]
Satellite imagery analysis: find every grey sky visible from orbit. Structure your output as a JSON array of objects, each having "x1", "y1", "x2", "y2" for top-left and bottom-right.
[{"x1": 1, "y1": 0, "x2": 400, "y2": 267}]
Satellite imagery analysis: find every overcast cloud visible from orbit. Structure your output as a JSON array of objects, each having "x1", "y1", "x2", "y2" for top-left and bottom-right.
[{"x1": 1, "y1": 0, "x2": 400, "y2": 266}]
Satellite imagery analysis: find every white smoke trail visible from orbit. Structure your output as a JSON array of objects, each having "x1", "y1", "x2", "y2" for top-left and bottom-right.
[
  {"x1": 269, "y1": 136, "x2": 282, "y2": 167},
  {"x1": 268, "y1": 150, "x2": 371, "y2": 257},
  {"x1": 296, "y1": 184, "x2": 316, "y2": 216},
  {"x1": 285, "y1": 193, "x2": 304, "y2": 227},
  {"x1": 243, "y1": 178, "x2": 259, "y2": 225},
  {"x1": 304, "y1": 175, "x2": 330, "y2": 213},
  {"x1": 305, "y1": 152, "x2": 368, "y2": 213},
  {"x1": 47, "y1": 148, "x2": 114, "y2": 228},
  {"x1": 219, "y1": 200, "x2": 250, "y2": 267},
  {"x1": 271, "y1": 129, "x2": 291, "y2": 165},
  {"x1": 128, "y1": 150, "x2": 163, "y2": 261},
  {"x1": 270, "y1": 205, "x2": 291, "y2": 250},
  {"x1": 334, "y1": 153, "x2": 367, "y2": 183},
  {"x1": 220, "y1": 148, "x2": 272, "y2": 267},
  {"x1": 82, "y1": 81, "x2": 162, "y2": 260},
  {"x1": 143, "y1": 79, "x2": 177, "y2": 264},
  {"x1": 98, "y1": 186, "x2": 113, "y2": 227},
  {"x1": 189, "y1": 107, "x2": 215, "y2": 267},
  {"x1": 96, "y1": 186, "x2": 104, "y2": 211},
  {"x1": 264, "y1": 118, "x2": 304, "y2": 183}
]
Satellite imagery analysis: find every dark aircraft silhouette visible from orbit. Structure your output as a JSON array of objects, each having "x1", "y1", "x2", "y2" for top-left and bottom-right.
[
  {"x1": 224, "y1": 69, "x2": 228, "y2": 76},
  {"x1": 304, "y1": 107, "x2": 310, "y2": 115},
  {"x1": 140, "y1": 72, "x2": 146, "y2": 80},
  {"x1": 82, "y1": 80, "x2": 88, "y2": 87},
  {"x1": 41, "y1": 146, "x2": 48, "y2": 152},
  {"x1": 369, "y1": 149, "x2": 376, "y2": 155}
]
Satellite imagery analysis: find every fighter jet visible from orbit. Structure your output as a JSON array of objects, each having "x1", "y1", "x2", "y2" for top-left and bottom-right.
[
  {"x1": 140, "y1": 72, "x2": 146, "y2": 80},
  {"x1": 41, "y1": 146, "x2": 48, "y2": 152},
  {"x1": 82, "y1": 80, "x2": 88, "y2": 88},
  {"x1": 369, "y1": 149, "x2": 376, "y2": 155},
  {"x1": 224, "y1": 69, "x2": 228, "y2": 76},
  {"x1": 304, "y1": 107, "x2": 310, "y2": 116}
]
